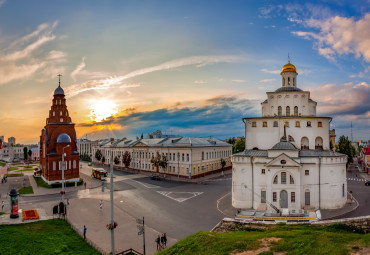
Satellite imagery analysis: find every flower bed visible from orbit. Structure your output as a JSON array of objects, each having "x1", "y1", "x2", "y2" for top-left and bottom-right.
[{"x1": 22, "y1": 209, "x2": 39, "y2": 220}]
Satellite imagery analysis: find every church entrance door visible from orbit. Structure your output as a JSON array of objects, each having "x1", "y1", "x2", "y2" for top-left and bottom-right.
[{"x1": 280, "y1": 190, "x2": 288, "y2": 208}]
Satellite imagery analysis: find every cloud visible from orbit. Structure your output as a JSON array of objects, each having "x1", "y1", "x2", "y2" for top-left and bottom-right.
[
  {"x1": 259, "y1": 79, "x2": 276, "y2": 83},
  {"x1": 292, "y1": 13, "x2": 370, "y2": 62},
  {"x1": 231, "y1": 80, "x2": 246, "y2": 83},
  {"x1": 309, "y1": 82, "x2": 370, "y2": 117},
  {"x1": 261, "y1": 68, "x2": 280, "y2": 74},
  {"x1": 0, "y1": 0, "x2": 6, "y2": 8},
  {"x1": 0, "y1": 21, "x2": 60, "y2": 85},
  {"x1": 70, "y1": 57, "x2": 86, "y2": 82},
  {"x1": 349, "y1": 66, "x2": 370, "y2": 78},
  {"x1": 78, "y1": 95, "x2": 260, "y2": 139},
  {"x1": 65, "y1": 55, "x2": 246, "y2": 97},
  {"x1": 194, "y1": 80, "x2": 207, "y2": 84}
]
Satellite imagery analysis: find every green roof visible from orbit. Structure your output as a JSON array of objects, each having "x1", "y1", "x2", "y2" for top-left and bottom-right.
[
  {"x1": 274, "y1": 87, "x2": 303, "y2": 93},
  {"x1": 270, "y1": 141, "x2": 298, "y2": 150}
]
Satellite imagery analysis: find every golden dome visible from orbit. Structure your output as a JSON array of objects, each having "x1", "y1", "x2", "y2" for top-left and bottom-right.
[{"x1": 282, "y1": 62, "x2": 297, "y2": 73}]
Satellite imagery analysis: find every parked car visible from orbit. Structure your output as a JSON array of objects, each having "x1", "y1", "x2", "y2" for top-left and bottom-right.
[
  {"x1": 365, "y1": 180, "x2": 370, "y2": 186},
  {"x1": 151, "y1": 175, "x2": 161, "y2": 181}
]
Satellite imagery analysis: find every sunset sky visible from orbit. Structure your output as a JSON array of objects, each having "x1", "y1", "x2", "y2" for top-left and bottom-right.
[{"x1": 0, "y1": 0, "x2": 369, "y2": 144}]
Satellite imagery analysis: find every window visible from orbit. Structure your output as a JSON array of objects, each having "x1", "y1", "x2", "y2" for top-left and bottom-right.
[
  {"x1": 206, "y1": 152, "x2": 208, "y2": 160},
  {"x1": 60, "y1": 111, "x2": 62, "y2": 116},
  {"x1": 295, "y1": 121, "x2": 300, "y2": 127},
  {"x1": 273, "y1": 121, "x2": 278, "y2": 127},
  {"x1": 252, "y1": 122, "x2": 256, "y2": 127},
  {"x1": 291, "y1": 192, "x2": 296, "y2": 202},
  {"x1": 318, "y1": 122, "x2": 322, "y2": 127},
  {"x1": 294, "y1": 106, "x2": 298, "y2": 116},
  {"x1": 263, "y1": 121, "x2": 267, "y2": 127},
  {"x1": 305, "y1": 170, "x2": 309, "y2": 176},
  {"x1": 53, "y1": 111, "x2": 55, "y2": 116},
  {"x1": 305, "y1": 191, "x2": 310, "y2": 205},
  {"x1": 281, "y1": 172, "x2": 286, "y2": 184},
  {"x1": 290, "y1": 175, "x2": 294, "y2": 184},
  {"x1": 261, "y1": 169, "x2": 265, "y2": 174},
  {"x1": 187, "y1": 154, "x2": 189, "y2": 161},
  {"x1": 342, "y1": 184, "x2": 345, "y2": 197},
  {"x1": 261, "y1": 191, "x2": 266, "y2": 203},
  {"x1": 73, "y1": 160, "x2": 76, "y2": 169},
  {"x1": 273, "y1": 192, "x2": 277, "y2": 202},
  {"x1": 182, "y1": 153, "x2": 184, "y2": 161},
  {"x1": 286, "y1": 106, "x2": 290, "y2": 116},
  {"x1": 278, "y1": 106, "x2": 282, "y2": 116},
  {"x1": 69, "y1": 160, "x2": 71, "y2": 170},
  {"x1": 202, "y1": 152, "x2": 204, "y2": 160},
  {"x1": 173, "y1": 153, "x2": 175, "y2": 161},
  {"x1": 59, "y1": 161, "x2": 62, "y2": 170},
  {"x1": 273, "y1": 175, "x2": 278, "y2": 184},
  {"x1": 53, "y1": 161, "x2": 56, "y2": 171},
  {"x1": 307, "y1": 121, "x2": 311, "y2": 127},
  {"x1": 285, "y1": 121, "x2": 289, "y2": 127}
]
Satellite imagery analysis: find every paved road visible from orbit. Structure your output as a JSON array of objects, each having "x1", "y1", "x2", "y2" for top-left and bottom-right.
[{"x1": 342, "y1": 159, "x2": 370, "y2": 218}]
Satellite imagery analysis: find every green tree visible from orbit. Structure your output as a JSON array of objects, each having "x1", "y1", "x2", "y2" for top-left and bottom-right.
[
  {"x1": 220, "y1": 158, "x2": 226, "y2": 170},
  {"x1": 234, "y1": 137, "x2": 246, "y2": 153},
  {"x1": 159, "y1": 156, "x2": 168, "y2": 171},
  {"x1": 95, "y1": 149, "x2": 102, "y2": 161},
  {"x1": 122, "y1": 151, "x2": 132, "y2": 168},
  {"x1": 114, "y1": 156, "x2": 120, "y2": 165},
  {"x1": 337, "y1": 135, "x2": 355, "y2": 167},
  {"x1": 28, "y1": 149, "x2": 32, "y2": 160},
  {"x1": 23, "y1": 147, "x2": 28, "y2": 160},
  {"x1": 141, "y1": 133, "x2": 144, "y2": 139},
  {"x1": 150, "y1": 152, "x2": 161, "y2": 173},
  {"x1": 357, "y1": 145, "x2": 363, "y2": 155}
]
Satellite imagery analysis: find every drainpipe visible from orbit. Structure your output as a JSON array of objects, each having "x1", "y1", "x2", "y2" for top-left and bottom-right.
[
  {"x1": 319, "y1": 156, "x2": 321, "y2": 209},
  {"x1": 251, "y1": 156, "x2": 254, "y2": 208}
]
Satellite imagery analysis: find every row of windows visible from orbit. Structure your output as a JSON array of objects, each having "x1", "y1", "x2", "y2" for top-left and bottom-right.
[
  {"x1": 52, "y1": 160, "x2": 77, "y2": 171},
  {"x1": 270, "y1": 191, "x2": 299, "y2": 203},
  {"x1": 252, "y1": 121, "x2": 322, "y2": 128},
  {"x1": 277, "y1": 106, "x2": 298, "y2": 116}
]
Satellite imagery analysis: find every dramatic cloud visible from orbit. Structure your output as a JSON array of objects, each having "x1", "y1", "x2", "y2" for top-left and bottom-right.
[
  {"x1": 78, "y1": 95, "x2": 260, "y2": 139},
  {"x1": 70, "y1": 57, "x2": 86, "y2": 82},
  {"x1": 292, "y1": 13, "x2": 370, "y2": 62},
  {"x1": 65, "y1": 55, "x2": 246, "y2": 97},
  {"x1": 0, "y1": 21, "x2": 60, "y2": 85}
]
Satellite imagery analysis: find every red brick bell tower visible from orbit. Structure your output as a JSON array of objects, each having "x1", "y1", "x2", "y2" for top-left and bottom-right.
[{"x1": 39, "y1": 75, "x2": 79, "y2": 184}]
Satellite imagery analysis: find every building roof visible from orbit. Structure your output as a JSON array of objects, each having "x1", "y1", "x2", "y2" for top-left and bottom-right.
[
  {"x1": 56, "y1": 133, "x2": 71, "y2": 143},
  {"x1": 54, "y1": 85, "x2": 64, "y2": 96},
  {"x1": 299, "y1": 150, "x2": 346, "y2": 157},
  {"x1": 362, "y1": 147, "x2": 370, "y2": 155},
  {"x1": 274, "y1": 87, "x2": 303, "y2": 93},
  {"x1": 282, "y1": 61, "x2": 296, "y2": 73},
  {"x1": 234, "y1": 150, "x2": 268, "y2": 157},
  {"x1": 270, "y1": 141, "x2": 298, "y2": 150}
]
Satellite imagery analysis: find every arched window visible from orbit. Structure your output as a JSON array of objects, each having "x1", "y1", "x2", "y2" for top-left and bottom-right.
[
  {"x1": 305, "y1": 190, "x2": 310, "y2": 205},
  {"x1": 73, "y1": 160, "x2": 76, "y2": 169},
  {"x1": 53, "y1": 111, "x2": 55, "y2": 116},
  {"x1": 281, "y1": 172, "x2": 286, "y2": 184},
  {"x1": 301, "y1": 137, "x2": 309, "y2": 150},
  {"x1": 60, "y1": 111, "x2": 62, "y2": 116},
  {"x1": 294, "y1": 106, "x2": 298, "y2": 116},
  {"x1": 288, "y1": 77, "x2": 290, "y2": 85},
  {"x1": 252, "y1": 122, "x2": 256, "y2": 127},
  {"x1": 53, "y1": 161, "x2": 56, "y2": 171},
  {"x1": 273, "y1": 175, "x2": 278, "y2": 184},
  {"x1": 263, "y1": 121, "x2": 267, "y2": 127},
  {"x1": 286, "y1": 106, "x2": 290, "y2": 116},
  {"x1": 295, "y1": 121, "x2": 300, "y2": 127},
  {"x1": 318, "y1": 122, "x2": 322, "y2": 127},
  {"x1": 307, "y1": 121, "x2": 311, "y2": 127},
  {"x1": 273, "y1": 121, "x2": 278, "y2": 127},
  {"x1": 278, "y1": 106, "x2": 282, "y2": 116},
  {"x1": 315, "y1": 136, "x2": 323, "y2": 150}
]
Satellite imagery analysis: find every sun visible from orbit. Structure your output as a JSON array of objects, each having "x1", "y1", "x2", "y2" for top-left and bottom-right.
[{"x1": 89, "y1": 99, "x2": 118, "y2": 122}]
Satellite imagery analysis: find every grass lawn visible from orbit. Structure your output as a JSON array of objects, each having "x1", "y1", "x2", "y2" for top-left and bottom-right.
[
  {"x1": 0, "y1": 162, "x2": 5, "y2": 167},
  {"x1": 18, "y1": 186, "x2": 34, "y2": 194},
  {"x1": 9, "y1": 166, "x2": 19, "y2": 171},
  {"x1": 4, "y1": 173, "x2": 24, "y2": 177},
  {"x1": 0, "y1": 212, "x2": 5, "y2": 215},
  {"x1": 157, "y1": 224, "x2": 370, "y2": 255},
  {"x1": 0, "y1": 219, "x2": 100, "y2": 255},
  {"x1": 33, "y1": 176, "x2": 52, "y2": 188}
]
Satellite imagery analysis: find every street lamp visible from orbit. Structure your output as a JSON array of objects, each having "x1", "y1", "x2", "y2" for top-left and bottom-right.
[{"x1": 62, "y1": 145, "x2": 70, "y2": 204}]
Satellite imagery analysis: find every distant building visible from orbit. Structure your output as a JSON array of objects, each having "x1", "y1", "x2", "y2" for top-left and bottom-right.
[
  {"x1": 92, "y1": 136, "x2": 232, "y2": 179},
  {"x1": 232, "y1": 61, "x2": 347, "y2": 212},
  {"x1": 8, "y1": 137, "x2": 15, "y2": 146},
  {"x1": 360, "y1": 147, "x2": 370, "y2": 174},
  {"x1": 31, "y1": 147, "x2": 40, "y2": 161},
  {"x1": 39, "y1": 79, "x2": 80, "y2": 184},
  {"x1": 0, "y1": 136, "x2": 24, "y2": 162},
  {"x1": 77, "y1": 138, "x2": 99, "y2": 160},
  {"x1": 147, "y1": 130, "x2": 179, "y2": 139}
]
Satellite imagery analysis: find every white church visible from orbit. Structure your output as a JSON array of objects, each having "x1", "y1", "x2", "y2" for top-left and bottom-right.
[{"x1": 231, "y1": 61, "x2": 347, "y2": 212}]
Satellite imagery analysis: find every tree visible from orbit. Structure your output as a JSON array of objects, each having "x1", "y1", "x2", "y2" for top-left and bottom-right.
[
  {"x1": 141, "y1": 133, "x2": 144, "y2": 139},
  {"x1": 159, "y1": 156, "x2": 168, "y2": 171},
  {"x1": 220, "y1": 158, "x2": 226, "y2": 170},
  {"x1": 102, "y1": 156, "x2": 106, "y2": 164},
  {"x1": 122, "y1": 151, "x2": 132, "y2": 168},
  {"x1": 28, "y1": 149, "x2": 32, "y2": 160},
  {"x1": 114, "y1": 156, "x2": 120, "y2": 165},
  {"x1": 150, "y1": 152, "x2": 161, "y2": 173},
  {"x1": 23, "y1": 147, "x2": 28, "y2": 160},
  {"x1": 234, "y1": 137, "x2": 246, "y2": 153},
  {"x1": 357, "y1": 145, "x2": 364, "y2": 155},
  {"x1": 95, "y1": 149, "x2": 102, "y2": 161},
  {"x1": 337, "y1": 135, "x2": 355, "y2": 167}
]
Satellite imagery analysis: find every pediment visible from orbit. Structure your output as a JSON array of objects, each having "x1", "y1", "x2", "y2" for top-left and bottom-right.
[
  {"x1": 265, "y1": 153, "x2": 301, "y2": 167},
  {"x1": 133, "y1": 142, "x2": 148, "y2": 147}
]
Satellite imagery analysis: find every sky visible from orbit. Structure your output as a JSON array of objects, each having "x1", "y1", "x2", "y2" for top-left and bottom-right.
[{"x1": 0, "y1": 0, "x2": 369, "y2": 144}]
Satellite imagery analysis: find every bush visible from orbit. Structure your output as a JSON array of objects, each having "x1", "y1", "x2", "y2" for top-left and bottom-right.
[
  {"x1": 18, "y1": 186, "x2": 34, "y2": 194},
  {"x1": 5, "y1": 173, "x2": 24, "y2": 177},
  {"x1": 50, "y1": 178, "x2": 84, "y2": 188}
]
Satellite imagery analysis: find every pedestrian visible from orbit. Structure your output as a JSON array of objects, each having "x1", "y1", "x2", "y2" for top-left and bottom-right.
[
  {"x1": 67, "y1": 199, "x2": 70, "y2": 206},
  {"x1": 99, "y1": 200, "x2": 103, "y2": 210},
  {"x1": 161, "y1": 234, "x2": 164, "y2": 248},
  {"x1": 84, "y1": 182, "x2": 87, "y2": 189},
  {"x1": 356, "y1": 174, "x2": 358, "y2": 180},
  {"x1": 83, "y1": 225, "x2": 87, "y2": 240},
  {"x1": 163, "y1": 233, "x2": 167, "y2": 248},
  {"x1": 1, "y1": 201, "x2": 4, "y2": 211},
  {"x1": 155, "y1": 234, "x2": 161, "y2": 250}
]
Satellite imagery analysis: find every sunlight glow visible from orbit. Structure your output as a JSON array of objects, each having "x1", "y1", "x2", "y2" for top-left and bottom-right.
[{"x1": 89, "y1": 99, "x2": 118, "y2": 122}]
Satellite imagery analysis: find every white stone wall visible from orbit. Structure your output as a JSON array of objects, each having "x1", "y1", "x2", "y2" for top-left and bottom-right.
[{"x1": 245, "y1": 117, "x2": 330, "y2": 150}]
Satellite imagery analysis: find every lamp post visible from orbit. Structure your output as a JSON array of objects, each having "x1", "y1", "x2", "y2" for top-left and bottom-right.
[{"x1": 62, "y1": 145, "x2": 70, "y2": 204}]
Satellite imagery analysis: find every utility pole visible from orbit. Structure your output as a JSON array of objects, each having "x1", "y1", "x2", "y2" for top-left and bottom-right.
[{"x1": 110, "y1": 152, "x2": 115, "y2": 254}]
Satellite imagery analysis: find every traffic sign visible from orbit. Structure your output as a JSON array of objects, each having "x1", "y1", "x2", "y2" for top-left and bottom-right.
[
  {"x1": 136, "y1": 219, "x2": 144, "y2": 224},
  {"x1": 138, "y1": 231, "x2": 143, "y2": 235},
  {"x1": 137, "y1": 225, "x2": 144, "y2": 231}
]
